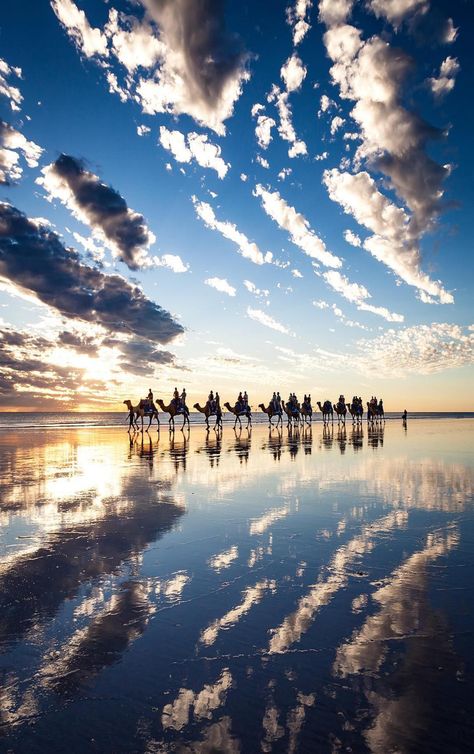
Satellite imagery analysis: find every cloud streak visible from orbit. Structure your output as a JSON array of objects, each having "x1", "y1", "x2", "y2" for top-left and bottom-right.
[
  {"x1": 37, "y1": 154, "x2": 155, "y2": 270},
  {"x1": 0, "y1": 202, "x2": 183, "y2": 343}
]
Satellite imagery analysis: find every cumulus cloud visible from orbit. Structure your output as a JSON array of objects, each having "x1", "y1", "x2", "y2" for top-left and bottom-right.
[
  {"x1": 247, "y1": 307, "x2": 290, "y2": 334},
  {"x1": 343, "y1": 229, "x2": 361, "y2": 246},
  {"x1": 254, "y1": 184, "x2": 342, "y2": 268},
  {"x1": 278, "y1": 167, "x2": 292, "y2": 181},
  {"x1": 319, "y1": 7, "x2": 454, "y2": 306},
  {"x1": 256, "y1": 155, "x2": 270, "y2": 169},
  {"x1": 323, "y1": 168, "x2": 453, "y2": 303},
  {"x1": 366, "y1": 0, "x2": 428, "y2": 28},
  {"x1": 0, "y1": 120, "x2": 43, "y2": 184},
  {"x1": 37, "y1": 154, "x2": 155, "y2": 270},
  {"x1": 318, "y1": 94, "x2": 336, "y2": 116},
  {"x1": 192, "y1": 197, "x2": 273, "y2": 265},
  {"x1": 52, "y1": 0, "x2": 250, "y2": 134},
  {"x1": 105, "y1": 8, "x2": 164, "y2": 72},
  {"x1": 286, "y1": 0, "x2": 312, "y2": 45},
  {"x1": 137, "y1": 124, "x2": 151, "y2": 136},
  {"x1": 153, "y1": 253, "x2": 189, "y2": 273},
  {"x1": 0, "y1": 58, "x2": 23, "y2": 111},
  {"x1": 0, "y1": 202, "x2": 183, "y2": 343},
  {"x1": 330, "y1": 115, "x2": 345, "y2": 135},
  {"x1": 268, "y1": 85, "x2": 307, "y2": 158},
  {"x1": 136, "y1": 0, "x2": 250, "y2": 133},
  {"x1": 281, "y1": 53, "x2": 307, "y2": 93},
  {"x1": 205, "y1": 277, "x2": 236, "y2": 296},
  {"x1": 243, "y1": 279, "x2": 269, "y2": 299},
  {"x1": 159, "y1": 126, "x2": 229, "y2": 178},
  {"x1": 428, "y1": 56, "x2": 460, "y2": 99},
  {"x1": 252, "y1": 107, "x2": 276, "y2": 150},
  {"x1": 51, "y1": 0, "x2": 109, "y2": 58}
]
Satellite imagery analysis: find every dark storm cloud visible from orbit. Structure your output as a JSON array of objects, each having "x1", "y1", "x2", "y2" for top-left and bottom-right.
[
  {"x1": 106, "y1": 336, "x2": 175, "y2": 375},
  {"x1": 0, "y1": 202, "x2": 184, "y2": 343},
  {"x1": 142, "y1": 0, "x2": 248, "y2": 106},
  {"x1": 41, "y1": 154, "x2": 154, "y2": 270}
]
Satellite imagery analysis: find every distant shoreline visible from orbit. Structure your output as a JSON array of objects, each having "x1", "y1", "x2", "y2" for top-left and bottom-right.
[{"x1": 0, "y1": 412, "x2": 473, "y2": 431}]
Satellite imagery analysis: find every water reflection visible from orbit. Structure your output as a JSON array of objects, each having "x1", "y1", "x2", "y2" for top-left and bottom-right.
[{"x1": 0, "y1": 421, "x2": 472, "y2": 752}]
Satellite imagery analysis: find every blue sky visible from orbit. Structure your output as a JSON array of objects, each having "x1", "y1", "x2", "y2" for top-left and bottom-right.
[{"x1": 0, "y1": 0, "x2": 473, "y2": 411}]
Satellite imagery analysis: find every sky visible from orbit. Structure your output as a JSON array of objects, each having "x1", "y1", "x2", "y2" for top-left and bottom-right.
[{"x1": 0, "y1": 0, "x2": 473, "y2": 412}]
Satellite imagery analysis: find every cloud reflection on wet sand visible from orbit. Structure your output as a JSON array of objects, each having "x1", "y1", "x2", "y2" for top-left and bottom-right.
[{"x1": 0, "y1": 421, "x2": 472, "y2": 751}]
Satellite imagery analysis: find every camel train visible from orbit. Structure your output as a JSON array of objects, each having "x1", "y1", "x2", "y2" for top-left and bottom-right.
[{"x1": 124, "y1": 390, "x2": 385, "y2": 431}]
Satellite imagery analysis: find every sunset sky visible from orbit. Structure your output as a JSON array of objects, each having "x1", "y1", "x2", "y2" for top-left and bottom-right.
[{"x1": 0, "y1": 0, "x2": 473, "y2": 411}]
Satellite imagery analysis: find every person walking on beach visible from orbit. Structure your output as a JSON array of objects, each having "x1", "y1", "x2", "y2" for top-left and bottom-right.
[{"x1": 402, "y1": 409, "x2": 407, "y2": 421}]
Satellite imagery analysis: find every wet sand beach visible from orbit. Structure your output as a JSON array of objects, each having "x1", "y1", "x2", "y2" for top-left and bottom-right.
[{"x1": 0, "y1": 420, "x2": 473, "y2": 753}]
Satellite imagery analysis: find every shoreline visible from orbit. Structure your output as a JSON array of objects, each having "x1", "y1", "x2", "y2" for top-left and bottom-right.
[{"x1": 0, "y1": 413, "x2": 473, "y2": 431}]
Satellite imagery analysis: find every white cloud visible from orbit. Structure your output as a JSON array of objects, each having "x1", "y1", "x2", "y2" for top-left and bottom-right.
[
  {"x1": 154, "y1": 254, "x2": 189, "y2": 273},
  {"x1": 330, "y1": 115, "x2": 345, "y2": 135},
  {"x1": 428, "y1": 56, "x2": 460, "y2": 99},
  {"x1": 253, "y1": 112, "x2": 276, "y2": 150},
  {"x1": 256, "y1": 155, "x2": 270, "y2": 169},
  {"x1": 323, "y1": 168, "x2": 453, "y2": 304},
  {"x1": 205, "y1": 277, "x2": 236, "y2": 296},
  {"x1": 319, "y1": 0, "x2": 354, "y2": 26},
  {"x1": 247, "y1": 307, "x2": 290, "y2": 334},
  {"x1": 193, "y1": 197, "x2": 273, "y2": 266},
  {"x1": 244, "y1": 279, "x2": 270, "y2": 299},
  {"x1": 292, "y1": 268, "x2": 303, "y2": 278},
  {"x1": 51, "y1": 0, "x2": 109, "y2": 58},
  {"x1": 0, "y1": 57, "x2": 23, "y2": 111},
  {"x1": 318, "y1": 94, "x2": 336, "y2": 116},
  {"x1": 268, "y1": 85, "x2": 307, "y2": 158},
  {"x1": 281, "y1": 53, "x2": 307, "y2": 93},
  {"x1": 322, "y1": 270, "x2": 404, "y2": 322},
  {"x1": 254, "y1": 184, "x2": 342, "y2": 268},
  {"x1": 137, "y1": 124, "x2": 151, "y2": 136},
  {"x1": 315, "y1": 151, "x2": 329, "y2": 161},
  {"x1": 286, "y1": 0, "x2": 312, "y2": 45},
  {"x1": 321, "y1": 19, "x2": 451, "y2": 255},
  {"x1": 240, "y1": 173, "x2": 248, "y2": 182},
  {"x1": 53, "y1": 0, "x2": 250, "y2": 135},
  {"x1": 0, "y1": 121, "x2": 43, "y2": 184},
  {"x1": 134, "y1": 0, "x2": 250, "y2": 134},
  {"x1": 278, "y1": 167, "x2": 292, "y2": 181},
  {"x1": 104, "y1": 8, "x2": 164, "y2": 72},
  {"x1": 344, "y1": 229, "x2": 361, "y2": 247},
  {"x1": 356, "y1": 323, "x2": 474, "y2": 376},
  {"x1": 72, "y1": 231, "x2": 105, "y2": 260},
  {"x1": 366, "y1": 0, "x2": 428, "y2": 27},
  {"x1": 313, "y1": 299, "x2": 329, "y2": 309},
  {"x1": 159, "y1": 126, "x2": 229, "y2": 179}
]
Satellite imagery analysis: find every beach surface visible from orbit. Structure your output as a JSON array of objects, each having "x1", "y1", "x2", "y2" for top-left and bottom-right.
[{"x1": 0, "y1": 419, "x2": 473, "y2": 753}]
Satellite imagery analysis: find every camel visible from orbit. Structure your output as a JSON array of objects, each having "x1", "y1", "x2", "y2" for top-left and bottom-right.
[
  {"x1": 259, "y1": 402, "x2": 283, "y2": 427},
  {"x1": 346, "y1": 401, "x2": 363, "y2": 424},
  {"x1": 300, "y1": 400, "x2": 312, "y2": 426},
  {"x1": 123, "y1": 399, "x2": 160, "y2": 431},
  {"x1": 333, "y1": 401, "x2": 347, "y2": 425},
  {"x1": 367, "y1": 402, "x2": 384, "y2": 423},
  {"x1": 284, "y1": 401, "x2": 300, "y2": 428},
  {"x1": 156, "y1": 398, "x2": 190, "y2": 430},
  {"x1": 193, "y1": 402, "x2": 222, "y2": 429},
  {"x1": 317, "y1": 400, "x2": 333, "y2": 423},
  {"x1": 224, "y1": 401, "x2": 252, "y2": 429}
]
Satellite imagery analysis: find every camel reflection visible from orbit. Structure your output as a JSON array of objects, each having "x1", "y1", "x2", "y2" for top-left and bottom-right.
[
  {"x1": 168, "y1": 430, "x2": 190, "y2": 473},
  {"x1": 228, "y1": 426, "x2": 252, "y2": 464},
  {"x1": 368, "y1": 424, "x2": 384, "y2": 448},
  {"x1": 196, "y1": 429, "x2": 222, "y2": 467}
]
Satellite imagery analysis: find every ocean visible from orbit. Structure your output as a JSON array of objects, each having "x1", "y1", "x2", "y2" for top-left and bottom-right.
[{"x1": 0, "y1": 410, "x2": 472, "y2": 429}]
